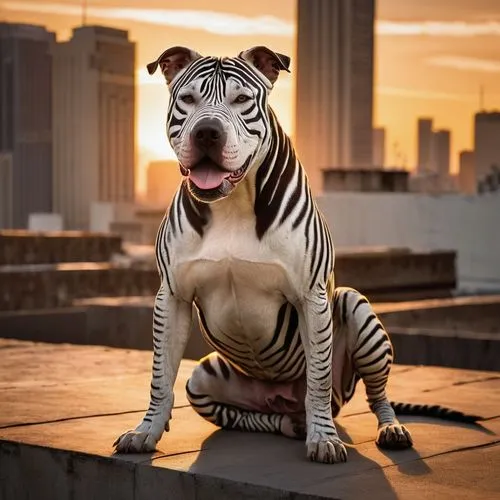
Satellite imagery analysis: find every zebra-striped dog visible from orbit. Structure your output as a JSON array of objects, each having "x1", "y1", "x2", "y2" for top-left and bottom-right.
[{"x1": 114, "y1": 46, "x2": 481, "y2": 463}]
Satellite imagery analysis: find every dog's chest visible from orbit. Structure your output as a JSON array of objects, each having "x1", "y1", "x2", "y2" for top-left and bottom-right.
[{"x1": 173, "y1": 207, "x2": 297, "y2": 363}]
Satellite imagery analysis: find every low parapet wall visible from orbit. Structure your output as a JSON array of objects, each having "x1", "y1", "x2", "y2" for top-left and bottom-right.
[
  {"x1": 375, "y1": 295, "x2": 500, "y2": 334},
  {"x1": 0, "y1": 230, "x2": 122, "y2": 265},
  {"x1": 0, "y1": 264, "x2": 158, "y2": 311},
  {"x1": 335, "y1": 248, "x2": 456, "y2": 299},
  {"x1": 0, "y1": 249, "x2": 457, "y2": 311}
]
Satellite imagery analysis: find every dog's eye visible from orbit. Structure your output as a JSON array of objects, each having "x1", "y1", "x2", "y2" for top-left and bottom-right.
[
  {"x1": 234, "y1": 94, "x2": 251, "y2": 104},
  {"x1": 180, "y1": 94, "x2": 195, "y2": 104}
]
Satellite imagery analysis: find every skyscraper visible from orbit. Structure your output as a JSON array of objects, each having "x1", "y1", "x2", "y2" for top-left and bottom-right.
[
  {"x1": 0, "y1": 153, "x2": 13, "y2": 228},
  {"x1": 474, "y1": 111, "x2": 500, "y2": 181},
  {"x1": 295, "y1": 0, "x2": 375, "y2": 194},
  {"x1": 417, "y1": 118, "x2": 434, "y2": 174},
  {"x1": 458, "y1": 150, "x2": 476, "y2": 194},
  {"x1": 432, "y1": 129, "x2": 451, "y2": 180},
  {"x1": 372, "y1": 127, "x2": 386, "y2": 167},
  {"x1": 52, "y1": 26, "x2": 135, "y2": 230},
  {"x1": 0, "y1": 22, "x2": 55, "y2": 229}
]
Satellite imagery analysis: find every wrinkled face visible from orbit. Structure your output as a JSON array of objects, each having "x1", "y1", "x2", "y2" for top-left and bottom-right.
[
  {"x1": 147, "y1": 46, "x2": 290, "y2": 203},
  {"x1": 167, "y1": 58, "x2": 272, "y2": 202}
]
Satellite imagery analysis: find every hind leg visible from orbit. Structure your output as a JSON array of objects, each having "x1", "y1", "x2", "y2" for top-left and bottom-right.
[
  {"x1": 337, "y1": 287, "x2": 413, "y2": 450},
  {"x1": 186, "y1": 352, "x2": 307, "y2": 439}
]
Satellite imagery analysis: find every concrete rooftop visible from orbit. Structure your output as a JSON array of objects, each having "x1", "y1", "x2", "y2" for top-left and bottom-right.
[{"x1": 0, "y1": 339, "x2": 499, "y2": 499}]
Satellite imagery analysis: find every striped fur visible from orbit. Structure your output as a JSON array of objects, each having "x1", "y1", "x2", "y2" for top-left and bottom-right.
[{"x1": 114, "y1": 47, "x2": 480, "y2": 463}]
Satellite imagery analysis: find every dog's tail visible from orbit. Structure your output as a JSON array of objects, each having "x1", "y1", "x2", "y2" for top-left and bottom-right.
[{"x1": 390, "y1": 401, "x2": 484, "y2": 424}]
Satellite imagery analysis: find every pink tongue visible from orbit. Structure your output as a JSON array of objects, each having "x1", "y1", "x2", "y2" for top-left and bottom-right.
[{"x1": 189, "y1": 164, "x2": 228, "y2": 189}]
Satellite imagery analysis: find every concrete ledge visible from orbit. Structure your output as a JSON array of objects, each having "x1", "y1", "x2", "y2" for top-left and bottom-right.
[
  {"x1": 0, "y1": 230, "x2": 122, "y2": 265},
  {"x1": 0, "y1": 301, "x2": 210, "y2": 361},
  {"x1": 376, "y1": 295, "x2": 500, "y2": 333},
  {"x1": 0, "y1": 440, "x2": 326, "y2": 500},
  {"x1": 1, "y1": 340, "x2": 499, "y2": 500},
  {"x1": 2, "y1": 296, "x2": 499, "y2": 371},
  {"x1": 0, "y1": 266, "x2": 159, "y2": 310},
  {"x1": 335, "y1": 248, "x2": 456, "y2": 297},
  {"x1": 389, "y1": 327, "x2": 500, "y2": 371}
]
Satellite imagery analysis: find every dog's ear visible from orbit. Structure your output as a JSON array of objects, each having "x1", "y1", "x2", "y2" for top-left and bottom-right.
[
  {"x1": 147, "y1": 46, "x2": 202, "y2": 85},
  {"x1": 238, "y1": 46, "x2": 290, "y2": 85}
]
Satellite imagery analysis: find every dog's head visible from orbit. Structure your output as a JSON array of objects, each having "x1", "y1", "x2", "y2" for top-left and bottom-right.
[{"x1": 148, "y1": 46, "x2": 290, "y2": 203}]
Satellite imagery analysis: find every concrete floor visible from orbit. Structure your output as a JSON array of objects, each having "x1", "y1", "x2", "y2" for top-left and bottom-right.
[{"x1": 0, "y1": 339, "x2": 499, "y2": 499}]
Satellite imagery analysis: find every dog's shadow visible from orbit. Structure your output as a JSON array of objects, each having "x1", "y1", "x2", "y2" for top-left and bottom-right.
[
  {"x1": 336, "y1": 421, "x2": 431, "y2": 478},
  {"x1": 181, "y1": 422, "x2": 431, "y2": 498},
  {"x1": 111, "y1": 414, "x2": 492, "y2": 496}
]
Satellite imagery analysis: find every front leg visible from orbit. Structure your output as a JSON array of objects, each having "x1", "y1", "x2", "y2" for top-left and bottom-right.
[
  {"x1": 299, "y1": 289, "x2": 347, "y2": 464},
  {"x1": 114, "y1": 283, "x2": 192, "y2": 453}
]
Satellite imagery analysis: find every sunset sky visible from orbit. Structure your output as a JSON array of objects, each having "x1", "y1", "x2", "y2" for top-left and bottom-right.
[{"x1": 2, "y1": 0, "x2": 500, "y2": 193}]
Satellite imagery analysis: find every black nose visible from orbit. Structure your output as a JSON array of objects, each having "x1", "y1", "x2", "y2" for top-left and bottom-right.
[{"x1": 192, "y1": 120, "x2": 225, "y2": 150}]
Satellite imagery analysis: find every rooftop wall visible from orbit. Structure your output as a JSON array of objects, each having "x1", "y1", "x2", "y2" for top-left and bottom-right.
[{"x1": 317, "y1": 192, "x2": 500, "y2": 292}]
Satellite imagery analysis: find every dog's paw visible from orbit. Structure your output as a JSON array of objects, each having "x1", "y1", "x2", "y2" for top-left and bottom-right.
[
  {"x1": 376, "y1": 423, "x2": 413, "y2": 450},
  {"x1": 113, "y1": 430, "x2": 158, "y2": 453},
  {"x1": 306, "y1": 428, "x2": 347, "y2": 464},
  {"x1": 280, "y1": 413, "x2": 307, "y2": 440}
]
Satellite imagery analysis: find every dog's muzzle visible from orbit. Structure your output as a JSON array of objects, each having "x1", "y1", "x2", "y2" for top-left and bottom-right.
[
  {"x1": 179, "y1": 118, "x2": 251, "y2": 203},
  {"x1": 183, "y1": 156, "x2": 251, "y2": 203}
]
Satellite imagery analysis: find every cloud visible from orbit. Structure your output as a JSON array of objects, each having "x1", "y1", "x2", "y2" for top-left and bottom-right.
[
  {"x1": 377, "y1": 20, "x2": 500, "y2": 37},
  {"x1": 377, "y1": 86, "x2": 471, "y2": 102},
  {"x1": 427, "y1": 56, "x2": 500, "y2": 73},
  {"x1": 1, "y1": 2, "x2": 294, "y2": 36},
  {"x1": 3, "y1": 2, "x2": 500, "y2": 38}
]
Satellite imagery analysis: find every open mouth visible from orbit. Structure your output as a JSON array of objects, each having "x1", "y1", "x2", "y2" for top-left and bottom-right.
[{"x1": 183, "y1": 157, "x2": 250, "y2": 190}]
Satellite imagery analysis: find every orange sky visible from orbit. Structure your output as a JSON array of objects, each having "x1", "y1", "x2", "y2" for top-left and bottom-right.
[{"x1": 2, "y1": 0, "x2": 500, "y2": 193}]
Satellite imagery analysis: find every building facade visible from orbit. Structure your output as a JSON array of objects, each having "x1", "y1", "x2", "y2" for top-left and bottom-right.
[
  {"x1": 474, "y1": 111, "x2": 500, "y2": 181},
  {"x1": 295, "y1": 0, "x2": 375, "y2": 194},
  {"x1": 0, "y1": 23, "x2": 55, "y2": 228},
  {"x1": 52, "y1": 26, "x2": 135, "y2": 229}
]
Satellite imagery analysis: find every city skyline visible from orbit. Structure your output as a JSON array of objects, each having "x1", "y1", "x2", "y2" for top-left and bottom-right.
[{"x1": 1, "y1": 0, "x2": 500, "y2": 193}]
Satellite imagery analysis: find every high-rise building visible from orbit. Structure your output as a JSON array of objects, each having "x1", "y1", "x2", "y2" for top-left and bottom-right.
[
  {"x1": 0, "y1": 23, "x2": 55, "y2": 228},
  {"x1": 0, "y1": 153, "x2": 13, "y2": 228},
  {"x1": 146, "y1": 160, "x2": 182, "y2": 207},
  {"x1": 458, "y1": 150, "x2": 476, "y2": 194},
  {"x1": 52, "y1": 26, "x2": 135, "y2": 229},
  {"x1": 295, "y1": 0, "x2": 375, "y2": 194},
  {"x1": 474, "y1": 111, "x2": 500, "y2": 181},
  {"x1": 372, "y1": 127, "x2": 385, "y2": 167},
  {"x1": 417, "y1": 118, "x2": 434, "y2": 174},
  {"x1": 432, "y1": 129, "x2": 451, "y2": 179}
]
